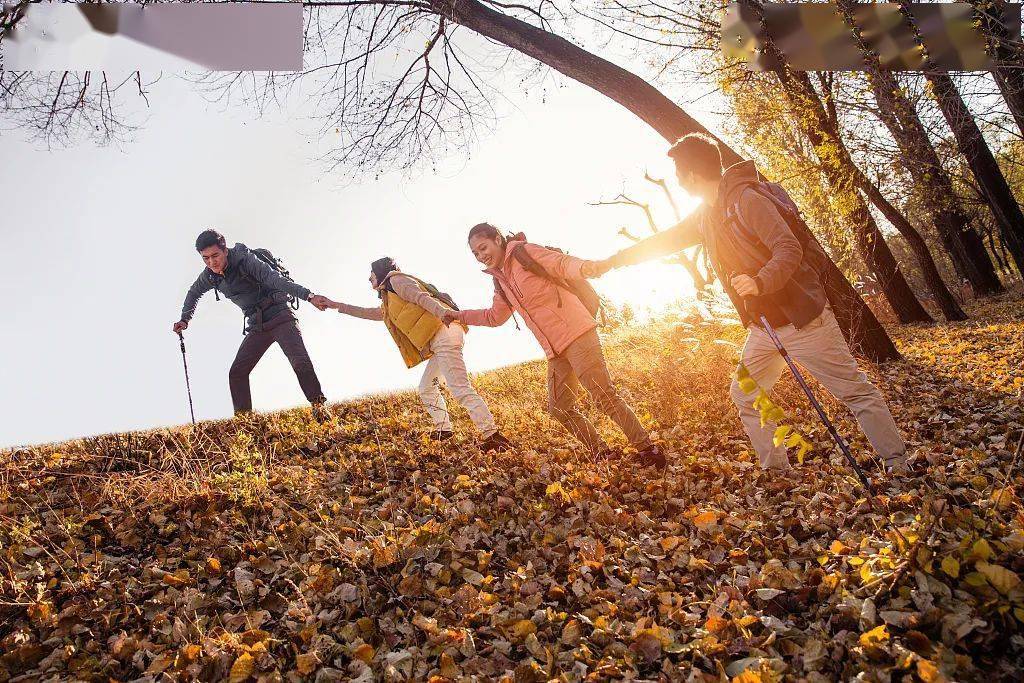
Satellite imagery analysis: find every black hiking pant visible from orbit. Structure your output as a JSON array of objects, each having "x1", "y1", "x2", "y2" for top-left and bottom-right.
[{"x1": 229, "y1": 312, "x2": 325, "y2": 413}]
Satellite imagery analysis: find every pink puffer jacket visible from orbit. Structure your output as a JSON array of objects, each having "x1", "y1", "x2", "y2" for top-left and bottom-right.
[{"x1": 460, "y1": 240, "x2": 597, "y2": 359}]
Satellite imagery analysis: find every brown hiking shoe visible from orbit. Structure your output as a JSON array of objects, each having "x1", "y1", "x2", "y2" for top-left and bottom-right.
[
  {"x1": 430, "y1": 429, "x2": 455, "y2": 442},
  {"x1": 637, "y1": 444, "x2": 667, "y2": 470},
  {"x1": 481, "y1": 432, "x2": 513, "y2": 453},
  {"x1": 311, "y1": 402, "x2": 332, "y2": 423}
]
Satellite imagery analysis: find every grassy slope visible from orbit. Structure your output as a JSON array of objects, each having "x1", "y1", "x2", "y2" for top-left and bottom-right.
[{"x1": 1, "y1": 293, "x2": 1023, "y2": 682}]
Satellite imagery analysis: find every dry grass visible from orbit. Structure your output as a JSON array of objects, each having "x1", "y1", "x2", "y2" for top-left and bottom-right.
[{"x1": 1, "y1": 291, "x2": 1022, "y2": 681}]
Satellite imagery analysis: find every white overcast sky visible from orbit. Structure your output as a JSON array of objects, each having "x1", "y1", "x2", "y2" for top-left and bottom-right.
[{"x1": 0, "y1": 24, "x2": 725, "y2": 448}]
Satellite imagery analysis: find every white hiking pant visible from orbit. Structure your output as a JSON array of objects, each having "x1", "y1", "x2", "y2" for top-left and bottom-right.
[
  {"x1": 418, "y1": 324, "x2": 497, "y2": 437},
  {"x1": 730, "y1": 306, "x2": 906, "y2": 470}
]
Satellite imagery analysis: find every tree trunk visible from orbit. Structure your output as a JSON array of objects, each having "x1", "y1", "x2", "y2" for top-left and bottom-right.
[
  {"x1": 992, "y1": 68, "x2": 1024, "y2": 138},
  {"x1": 985, "y1": 224, "x2": 1011, "y2": 271},
  {"x1": 901, "y1": 0, "x2": 1024, "y2": 278},
  {"x1": 925, "y1": 72, "x2": 1024, "y2": 277},
  {"x1": 855, "y1": 172, "x2": 967, "y2": 320},
  {"x1": 437, "y1": 0, "x2": 902, "y2": 361},
  {"x1": 765, "y1": 67, "x2": 933, "y2": 324},
  {"x1": 836, "y1": 0, "x2": 1006, "y2": 296},
  {"x1": 970, "y1": 0, "x2": 1024, "y2": 137},
  {"x1": 735, "y1": 1, "x2": 933, "y2": 326}
]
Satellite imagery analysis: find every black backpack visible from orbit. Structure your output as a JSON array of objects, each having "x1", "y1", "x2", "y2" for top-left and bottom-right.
[
  {"x1": 250, "y1": 247, "x2": 301, "y2": 310},
  {"x1": 722, "y1": 180, "x2": 829, "y2": 281},
  {"x1": 212, "y1": 246, "x2": 301, "y2": 334},
  {"x1": 493, "y1": 232, "x2": 605, "y2": 323}
]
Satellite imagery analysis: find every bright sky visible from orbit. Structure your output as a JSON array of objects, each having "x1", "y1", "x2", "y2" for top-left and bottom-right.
[{"x1": 1, "y1": 41, "x2": 710, "y2": 448}]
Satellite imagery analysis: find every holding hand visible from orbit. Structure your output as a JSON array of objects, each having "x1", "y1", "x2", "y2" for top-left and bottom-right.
[
  {"x1": 580, "y1": 258, "x2": 617, "y2": 279},
  {"x1": 730, "y1": 274, "x2": 760, "y2": 298},
  {"x1": 307, "y1": 294, "x2": 331, "y2": 311},
  {"x1": 173, "y1": 320, "x2": 188, "y2": 334},
  {"x1": 441, "y1": 311, "x2": 461, "y2": 326}
]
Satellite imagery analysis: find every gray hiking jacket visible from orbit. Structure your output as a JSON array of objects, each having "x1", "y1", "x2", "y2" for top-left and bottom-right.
[
  {"x1": 179, "y1": 243, "x2": 312, "y2": 331},
  {"x1": 611, "y1": 161, "x2": 827, "y2": 329}
]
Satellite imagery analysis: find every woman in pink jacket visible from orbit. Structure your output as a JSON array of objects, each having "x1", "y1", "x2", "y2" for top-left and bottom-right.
[{"x1": 443, "y1": 223, "x2": 666, "y2": 469}]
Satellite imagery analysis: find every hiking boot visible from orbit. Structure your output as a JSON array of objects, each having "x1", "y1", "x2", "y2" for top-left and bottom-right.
[
  {"x1": 882, "y1": 453, "x2": 910, "y2": 474},
  {"x1": 480, "y1": 431, "x2": 513, "y2": 453},
  {"x1": 594, "y1": 446, "x2": 623, "y2": 463},
  {"x1": 636, "y1": 444, "x2": 667, "y2": 470},
  {"x1": 431, "y1": 429, "x2": 455, "y2": 442},
  {"x1": 311, "y1": 402, "x2": 332, "y2": 424}
]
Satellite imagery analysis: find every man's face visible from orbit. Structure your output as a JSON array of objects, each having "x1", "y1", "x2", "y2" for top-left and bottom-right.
[
  {"x1": 369, "y1": 271, "x2": 379, "y2": 289},
  {"x1": 675, "y1": 163, "x2": 717, "y2": 203},
  {"x1": 200, "y1": 245, "x2": 228, "y2": 275}
]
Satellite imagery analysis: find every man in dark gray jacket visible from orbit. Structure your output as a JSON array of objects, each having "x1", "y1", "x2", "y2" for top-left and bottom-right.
[
  {"x1": 600, "y1": 133, "x2": 906, "y2": 473},
  {"x1": 173, "y1": 230, "x2": 331, "y2": 419}
]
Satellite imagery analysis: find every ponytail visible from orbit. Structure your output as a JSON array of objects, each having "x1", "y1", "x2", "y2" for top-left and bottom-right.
[{"x1": 468, "y1": 222, "x2": 506, "y2": 246}]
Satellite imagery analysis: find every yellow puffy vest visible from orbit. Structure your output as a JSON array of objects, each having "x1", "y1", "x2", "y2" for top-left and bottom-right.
[{"x1": 381, "y1": 287, "x2": 445, "y2": 369}]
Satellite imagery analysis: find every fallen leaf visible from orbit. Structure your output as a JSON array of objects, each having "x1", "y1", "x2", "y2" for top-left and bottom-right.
[
  {"x1": 976, "y1": 561, "x2": 1022, "y2": 595},
  {"x1": 296, "y1": 652, "x2": 319, "y2": 675},
  {"x1": 352, "y1": 643, "x2": 375, "y2": 664},
  {"x1": 229, "y1": 653, "x2": 255, "y2": 683}
]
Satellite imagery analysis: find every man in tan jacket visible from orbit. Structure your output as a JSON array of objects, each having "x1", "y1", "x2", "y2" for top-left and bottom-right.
[{"x1": 602, "y1": 134, "x2": 907, "y2": 473}]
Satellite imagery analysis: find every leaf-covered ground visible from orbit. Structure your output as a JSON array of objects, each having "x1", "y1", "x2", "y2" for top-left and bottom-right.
[{"x1": 2, "y1": 292, "x2": 1023, "y2": 682}]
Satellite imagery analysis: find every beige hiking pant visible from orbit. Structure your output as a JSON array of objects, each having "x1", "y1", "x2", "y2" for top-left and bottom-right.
[
  {"x1": 730, "y1": 306, "x2": 905, "y2": 470},
  {"x1": 547, "y1": 329, "x2": 651, "y2": 453},
  {"x1": 418, "y1": 324, "x2": 497, "y2": 437}
]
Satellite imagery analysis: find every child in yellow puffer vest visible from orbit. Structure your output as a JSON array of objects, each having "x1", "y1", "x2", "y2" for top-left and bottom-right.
[{"x1": 323, "y1": 257, "x2": 512, "y2": 452}]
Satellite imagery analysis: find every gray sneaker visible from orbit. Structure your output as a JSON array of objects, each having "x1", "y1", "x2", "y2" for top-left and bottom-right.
[{"x1": 883, "y1": 453, "x2": 910, "y2": 474}]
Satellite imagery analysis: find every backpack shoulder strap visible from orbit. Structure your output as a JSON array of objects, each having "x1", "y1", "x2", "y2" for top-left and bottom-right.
[
  {"x1": 730, "y1": 181, "x2": 798, "y2": 221},
  {"x1": 508, "y1": 242, "x2": 551, "y2": 280},
  {"x1": 509, "y1": 242, "x2": 571, "y2": 308},
  {"x1": 492, "y1": 275, "x2": 520, "y2": 329},
  {"x1": 493, "y1": 273, "x2": 510, "y2": 298},
  {"x1": 724, "y1": 180, "x2": 799, "y2": 241},
  {"x1": 723, "y1": 181, "x2": 760, "y2": 243}
]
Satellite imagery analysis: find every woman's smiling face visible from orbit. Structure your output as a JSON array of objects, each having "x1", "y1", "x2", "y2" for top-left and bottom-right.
[{"x1": 470, "y1": 234, "x2": 505, "y2": 269}]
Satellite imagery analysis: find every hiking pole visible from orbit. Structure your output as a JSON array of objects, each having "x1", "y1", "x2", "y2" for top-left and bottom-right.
[
  {"x1": 176, "y1": 331, "x2": 196, "y2": 425},
  {"x1": 743, "y1": 297, "x2": 874, "y2": 497}
]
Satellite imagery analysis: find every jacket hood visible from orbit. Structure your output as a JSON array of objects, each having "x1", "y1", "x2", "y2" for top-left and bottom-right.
[
  {"x1": 718, "y1": 160, "x2": 761, "y2": 208},
  {"x1": 211, "y1": 242, "x2": 248, "y2": 270}
]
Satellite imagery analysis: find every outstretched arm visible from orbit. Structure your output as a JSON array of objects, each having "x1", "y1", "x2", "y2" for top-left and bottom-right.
[
  {"x1": 179, "y1": 274, "x2": 213, "y2": 324},
  {"x1": 389, "y1": 274, "x2": 451, "y2": 319},
  {"x1": 606, "y1": 211, "x2": 703, "y2": 269},
  {"x1": 323, "y1": 297, "x2": 385, "y2": 322},
  {"x1": 240, "y1": 252, "x2": 314, "y2": 302},
  {"x1": 454, "y1": 286, "x2": 513, "y2": 327},
  {"x1": 518, "y1": 243, "x2": 617, "y2": 280}
]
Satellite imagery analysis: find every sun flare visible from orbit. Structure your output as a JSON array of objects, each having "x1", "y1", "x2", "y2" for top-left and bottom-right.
[{"x1": 597, "y1": 260, "x2": 700, "y2": 320}]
